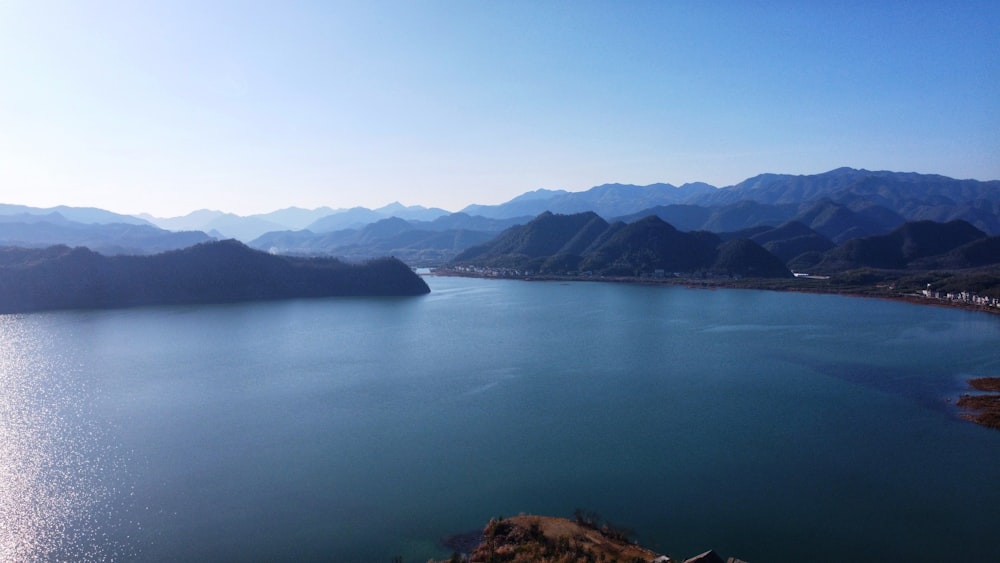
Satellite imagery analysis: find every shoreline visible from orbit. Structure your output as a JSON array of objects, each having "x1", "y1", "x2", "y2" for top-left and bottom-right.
[
  {"x1": 428, "y1": 269, "x2": 1000, "y2": 317},
  {"x1": 957, "y1": 377, "x2": 1000, "y2": 430}
]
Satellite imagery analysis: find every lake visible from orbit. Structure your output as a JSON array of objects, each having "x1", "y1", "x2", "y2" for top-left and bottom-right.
[{"x1": 2, "y1": 275, "x2": 999, "y2": 562}]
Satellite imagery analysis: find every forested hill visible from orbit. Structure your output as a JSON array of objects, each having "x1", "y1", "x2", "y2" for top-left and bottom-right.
[
  {"x1": 453, "y1": 212, "x2": 793, "y2": 278},
  {"x1": 0, "y1": 240, "x2": 429, "y2": 313}
]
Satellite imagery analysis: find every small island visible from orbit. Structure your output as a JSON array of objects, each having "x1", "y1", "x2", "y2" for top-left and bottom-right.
[{"x1": 0, "y1": 239, "x2": 429, "y2": 314}]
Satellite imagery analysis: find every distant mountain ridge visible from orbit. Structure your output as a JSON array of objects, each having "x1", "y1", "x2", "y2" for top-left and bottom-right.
[
  {"x1": 0, "y1": 204, "x2": 152, "y2": 226},
  {"x1": 248, "y1": 214, "x2": 530, "y2": 264},
  {"x1": 460, "y1": 168, "x2": 999, "y2": 237},
  {"x1": 460, "y1": 182, "x2": 718, "y2": 219},
  {"x1": 617, "y1": 198, "x2": 908, "y2": 244},
  {"x1": 695, "y1": 167, "x2": 999, "y2": 207},
  {"x1": 0, "y1": 211, "x2": 213, "y2": 255},
  {"x1": 3, "y1": 168, "x2": 998, "y2": 265},
  {"x1": 142, "y1": 210, "x2": 285, "y2": 241},
  {"x1": 141, "y1": 202, "x2": 450, "y2": 241}
]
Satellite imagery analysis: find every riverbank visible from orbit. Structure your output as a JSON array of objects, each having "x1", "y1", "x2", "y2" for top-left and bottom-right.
[
  {"x1": 958, "y1": 377, "x2": 1000, "y2": 430},
  {"x1": 429, "y1": 269, "x2": 1000, "y2": 316}
]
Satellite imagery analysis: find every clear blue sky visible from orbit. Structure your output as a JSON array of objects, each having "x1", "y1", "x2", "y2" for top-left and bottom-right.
[{"x1": 1, "y1": 1, "x2": 997, "y2": 217}]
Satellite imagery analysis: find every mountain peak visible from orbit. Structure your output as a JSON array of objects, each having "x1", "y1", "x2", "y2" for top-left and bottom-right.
[{"x1": 508, "y1": 188, "x2": 569, "y2": 203}]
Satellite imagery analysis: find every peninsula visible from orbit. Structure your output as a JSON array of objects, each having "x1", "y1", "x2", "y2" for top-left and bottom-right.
[{"x1": 0, "y1": 239, "x2": 429, "y2": 314}]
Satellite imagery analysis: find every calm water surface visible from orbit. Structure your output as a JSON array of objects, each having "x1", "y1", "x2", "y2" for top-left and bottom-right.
[{"x1": 2, "y1": 276, "x2": 999, "y2": 562}]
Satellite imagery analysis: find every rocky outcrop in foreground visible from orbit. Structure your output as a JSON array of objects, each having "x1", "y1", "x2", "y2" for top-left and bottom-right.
[{"x1": 435, "y1": 515, "x2": 747, "y2": 563}]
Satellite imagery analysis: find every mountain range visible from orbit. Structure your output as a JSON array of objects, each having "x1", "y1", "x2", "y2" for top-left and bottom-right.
[
  {"x1": 451, "y1": 209, "x2": 1000, "y2": 280},
  {"x1": 0, "y1": 211, "x2": 212, "y2": 255},
  {"x1": 1, "y1": 168, "x2": 998, "y2": 266},
  {"x1": 139, "y1": 202, "x2": 450, "y2": 241},
  {"x1": 452, "y1": 211, "x2": 793, "y2": 278}
]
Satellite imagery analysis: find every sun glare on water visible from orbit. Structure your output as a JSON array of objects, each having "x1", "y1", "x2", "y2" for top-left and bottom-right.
[{"x1": 0, "y1": 316, "x2": 133, "y2": 561}]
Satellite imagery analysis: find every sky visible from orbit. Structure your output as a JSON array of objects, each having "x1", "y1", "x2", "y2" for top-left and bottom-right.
[{"x1": 0, "y1": 1, "x2": 997, "y2": 217}]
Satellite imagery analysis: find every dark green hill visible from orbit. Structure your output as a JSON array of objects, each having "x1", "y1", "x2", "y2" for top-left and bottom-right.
[
  {"x1": 813, "y1": 220, "x2": 987, "y2": 272},
  {"x1": 453, "y1": 211, "x2": 608, "y2": 264},
  {"x1": 613, "y1": 204, "x2": 712, "y2": 231},
  {"x1": 615, "y1": 201, "x2": 798, "y2": 234},
  {"x1": 613, "y1": 194, "x2": 908, "y2": 243},
  {"x1": 910, "y1": 236, "x2": 1000, "y2": 270},
  {"x1": 579, "y1": 216, "x2": 721, "y2": 275},
  {"x1": 717, "y1": 225, "x2": 774, "y2": 241},
  {"x1": 699, "y1": 200, "x2": 792, "y2": 232},
  {"x1": 0, "y1": 240, "x2": 429, "y2": 313},
  {"x1": 792, "y1": 199, "x2": 903, "y2": 243},
  {"x1": 750, "y1": 221, "x2": 821, "y2": 245},
  {"x1": 453, "y1": 213, "x2": 793, "y2": 278},
  {"x1": 749, "y1": 221, "x2": 836, "y2": 263},
  {"x1": 713, "y1": 238, "x2": 794, "y2": 278},
  {"x1": 581, "y1": 221, "x2": 628, "y2": 254}
]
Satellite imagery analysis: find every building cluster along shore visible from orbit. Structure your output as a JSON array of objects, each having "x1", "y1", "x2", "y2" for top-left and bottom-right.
[
  {"x1": 921, "y1": 287, "x2": 1000, "y2": 309},
  {"x1": 435, "y1": 267, "x2": 1000, "y2": 316},
  {"x1": 445, "y1": 265, "x2": 762, "y2": 281}
]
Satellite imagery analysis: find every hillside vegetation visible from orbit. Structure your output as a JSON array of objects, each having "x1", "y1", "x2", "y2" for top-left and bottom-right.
[
  {"x1": 448, "y1": 211, "x2": 1000, "y2": 302},
  {"x1": 453, "y1": 212, "x2": 792, "y2": 278},
  {"x1": 0, "y1": 240, "x2": 429, "y2": 313}
]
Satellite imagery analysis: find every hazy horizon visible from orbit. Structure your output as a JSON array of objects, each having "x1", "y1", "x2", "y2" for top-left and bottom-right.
[
  {"x1": 4, "y1": 164, "x2": 999, "y2": 221},
  {"x1": 2, "y1": 2, "x2": 997, "y2": 217}
]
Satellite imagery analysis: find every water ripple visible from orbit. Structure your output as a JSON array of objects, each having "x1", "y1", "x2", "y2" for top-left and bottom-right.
[{"x1": 0, "y1": 316, "x2": 134, "y2": 561}]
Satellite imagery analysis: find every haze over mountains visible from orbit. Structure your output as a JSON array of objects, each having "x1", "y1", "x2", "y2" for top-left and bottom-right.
[
  {"x1": 2, "y1": 168, "x2": 998, "y2": 272},
  {"x1": 138, "y1": 202, "x2": 451, "y2": 241}
]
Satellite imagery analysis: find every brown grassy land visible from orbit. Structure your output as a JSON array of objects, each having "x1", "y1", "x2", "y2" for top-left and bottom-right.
[
  {"x1": 443, "y1": 515, "x2": 663, "y2": 563},
  {"x1": 968, "y1": 377, "x2": 1000, "y2": 392},
  {"x1": 958, "y1": 377, "x2": 1000, "y2": 430}
]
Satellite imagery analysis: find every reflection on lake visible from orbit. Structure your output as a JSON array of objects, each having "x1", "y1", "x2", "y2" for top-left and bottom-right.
[
  {"x1": 0, "y1": 317, "x2": 133, "y2": 561},
  {"x1": 1, "y1": 276, "x2": 999, "y2": 562}
]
